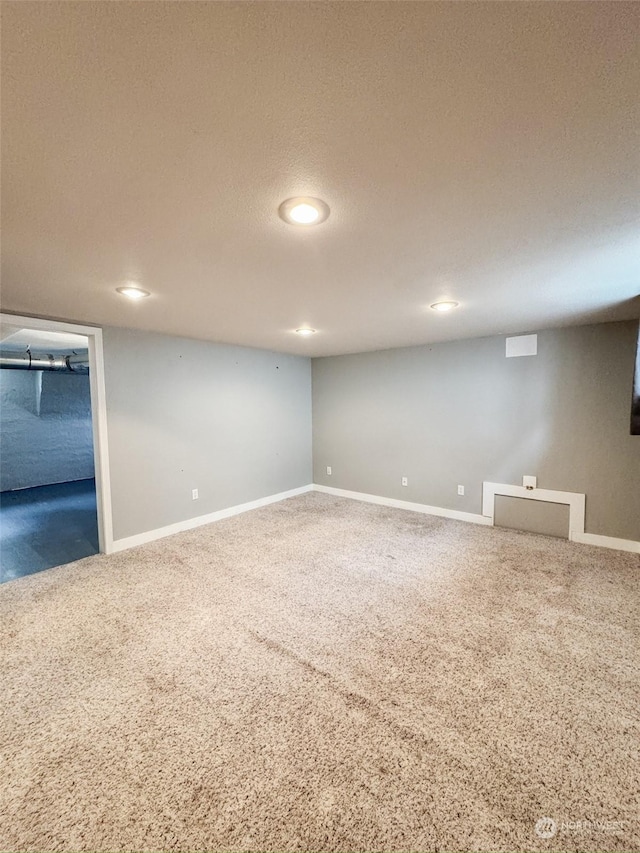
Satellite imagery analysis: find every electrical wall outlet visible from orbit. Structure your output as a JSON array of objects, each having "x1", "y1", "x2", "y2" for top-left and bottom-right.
[
  {"x1": 192, "y1": 488, "x2": 199, "y2": 500},
  {"x1": 401, "y1": 476, "x2": 408, "y2": 487},
  {"x1": 523, "y1": 475, "x2": 537, "y2": 490},
  {"x1": 326, "y1": 466, "x2": 332, "y2": 476},
  {"x1": 457, "y1": 485, "x2": 465, "y2": 496}
]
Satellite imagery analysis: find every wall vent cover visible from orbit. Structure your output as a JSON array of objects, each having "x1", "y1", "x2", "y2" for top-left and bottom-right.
[{"x1": 506, "y1": 334, "x2": 538, "y2": 357}]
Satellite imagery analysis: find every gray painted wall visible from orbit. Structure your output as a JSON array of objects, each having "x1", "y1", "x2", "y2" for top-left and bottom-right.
[
  {"x1": 103, "y1": 327, "x2": 312, "y2": 541},
  {"x1": 0, "y1": 370, "x2": 95, "y2": 491},
  {"x1": 494, "y1": 495, "x2": 570, "y2": 539},
  {"x1": 312, "y1": 321, "x2": 640, "y2": 541}
]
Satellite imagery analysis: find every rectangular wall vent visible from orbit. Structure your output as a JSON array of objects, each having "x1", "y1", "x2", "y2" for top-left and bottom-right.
[
  {"x1": 494, "y1": 495, "x2": 569, "y2": 539},
  {"x1": 506, "y1": 334, "x2": 537, "y2": 357}
]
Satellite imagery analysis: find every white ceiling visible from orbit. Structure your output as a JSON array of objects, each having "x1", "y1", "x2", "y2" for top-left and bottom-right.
[
  {"x1": 1, "y1": 1, "x2": 638, "y2": 357},
  {"x1": 0, "y1": 324, "x2": 88, "y2": 354}
]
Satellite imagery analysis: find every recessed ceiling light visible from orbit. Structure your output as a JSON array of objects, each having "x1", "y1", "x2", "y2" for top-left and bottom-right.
[
  {"x1": 279, "y1": 197, "x2": 330, "y2": 226},
  {"x1": 116, "y1": 285, "x2": 150, "y2": 300},
  {"x1": 295, "y1": 328, "x2": 316, "y2": 336},
  {"x1": 430, "y1": 301, "x2": 459, "y2": 312}
]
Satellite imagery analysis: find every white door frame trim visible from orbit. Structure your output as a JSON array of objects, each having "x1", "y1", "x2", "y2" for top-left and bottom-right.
[
  {"x1": 482, "y1": 481, "x2": 585, "y2": 539},
  {"x1": 0, "y1": 313, "x2": 114, "y2": 554}
]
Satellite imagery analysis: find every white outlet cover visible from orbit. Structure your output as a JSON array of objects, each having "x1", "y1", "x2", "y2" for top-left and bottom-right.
[
  {"x1": 326, "y1": 466, "x2": 332, "y2": 475},
  {"x1": 192, "y1": 489, "x2": 199, "y2": 500},
  {"x1": 523, "y1": 475, "x2": 537, "y2": 489},
  {"x1": 402, "y1": 477, "x2": 408, "y2": 486},
  {"x1": 458, "y1": 485, "x2": 464, "y2": 495}
]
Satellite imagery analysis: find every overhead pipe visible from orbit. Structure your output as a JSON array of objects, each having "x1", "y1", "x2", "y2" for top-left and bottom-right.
[{"x1": 0, "y1": 350, "x2": 89, "y2": 373}]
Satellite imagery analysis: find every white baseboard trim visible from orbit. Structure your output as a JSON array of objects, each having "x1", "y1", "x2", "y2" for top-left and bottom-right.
[
  {"x1": 482, "y1": 480, "x2": 586, "y2": 537},
  {"x1": 110, "y1": 484, "x2": 314, "y2": 553},
  {"x1": 571, "y1": 531, "x2": 640, "y2": 554},
  {"x1": 313, "y1": 484, "x2": 492, "y2": 526},
  {"x1": 109, "y1": 481, "x2": 639, "y2": 557},
  {"x1": 481, "y1": 481, "x2": 639, "y2": 554},
  {"x1": 315, "y1": 484, "x2": 639, "y2": 554}
]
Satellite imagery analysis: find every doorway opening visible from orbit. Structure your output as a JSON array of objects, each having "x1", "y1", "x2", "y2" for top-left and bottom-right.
[{"x1": 0, "y1": 315, "x2": 112, "y2": 582}]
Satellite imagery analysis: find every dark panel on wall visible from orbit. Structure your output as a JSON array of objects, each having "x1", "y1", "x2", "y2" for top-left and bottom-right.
[{"x1": 494, "y1": 495, "x2": 570, "y2": 539}]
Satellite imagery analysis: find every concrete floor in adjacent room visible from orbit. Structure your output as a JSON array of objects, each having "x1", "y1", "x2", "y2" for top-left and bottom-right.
[
  {"x1": 0, "y1": 492, "x2": 638, "y2": 853},
  {"x1": 0, "y1": 478, "x2": 98, "y2": 583}
]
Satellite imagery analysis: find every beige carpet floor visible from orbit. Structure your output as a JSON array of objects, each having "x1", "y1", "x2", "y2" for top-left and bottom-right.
[{"x1": 0, "y1": 492, "x2": 638, "y2": 853}]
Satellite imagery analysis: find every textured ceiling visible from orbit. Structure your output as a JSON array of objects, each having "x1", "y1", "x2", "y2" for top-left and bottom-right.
[{"x1": 1, "y1": 1, "x2": 638, "y2": 357}]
